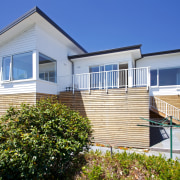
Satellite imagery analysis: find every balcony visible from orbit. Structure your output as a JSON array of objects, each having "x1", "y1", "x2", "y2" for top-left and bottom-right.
[{"x1": 72, "y1": 67, "x2": 150, "y2": 93}]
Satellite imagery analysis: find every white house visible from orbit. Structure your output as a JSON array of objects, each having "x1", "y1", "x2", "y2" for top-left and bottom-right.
[{"x1": 0, "y1": 6, "x2": 180, "y2": 147}]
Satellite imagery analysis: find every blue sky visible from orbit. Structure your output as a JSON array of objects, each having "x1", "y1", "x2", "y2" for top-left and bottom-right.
[{"x1": 0, "y1": 0, "x2": 180, "y2": 54}]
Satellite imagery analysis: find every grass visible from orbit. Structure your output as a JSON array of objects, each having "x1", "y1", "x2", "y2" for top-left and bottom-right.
[{"x1": 64, "y1": 150, "x2": 180, "y2": 180}]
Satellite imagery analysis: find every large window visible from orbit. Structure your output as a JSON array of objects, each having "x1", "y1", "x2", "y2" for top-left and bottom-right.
[
  {"x1": 150, "y1": 67, "x2": 180, "y2": 86},
  {"x1": 39, "y1": 53, "x2": 57, "y2": 83},
  {"x1": 2, "y1": 52, "x2": 33, "y2": 81}
]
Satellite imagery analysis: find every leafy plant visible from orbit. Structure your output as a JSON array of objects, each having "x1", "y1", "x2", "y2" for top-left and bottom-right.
[
  {"x1": 76, "y1": 150, "x2": 180, "y2": 180},
  {"x1": 0, "y1": 97, "x2": 92, "y2": 179}
]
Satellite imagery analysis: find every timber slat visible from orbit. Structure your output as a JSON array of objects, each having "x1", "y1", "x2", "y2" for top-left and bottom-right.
[{"x1": 59, "y1": 87, "x2": 150, "y2": 148}]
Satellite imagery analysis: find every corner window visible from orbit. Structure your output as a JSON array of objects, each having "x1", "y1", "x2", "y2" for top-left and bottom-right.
[
  {"x1": 39, "y1": 53, "x2": 57, "y2": 83},
  {"x1": 2, "y1": 52, "x2": 33, "y2": 81}
]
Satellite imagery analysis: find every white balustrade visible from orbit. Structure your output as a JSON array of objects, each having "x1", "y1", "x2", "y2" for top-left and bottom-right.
[
  {"x1": 73, "y1": 67, "x2": 150, "y2": 92},
  {"x1": 150, "y1": 97, "x2": 180, "y2": 120}
]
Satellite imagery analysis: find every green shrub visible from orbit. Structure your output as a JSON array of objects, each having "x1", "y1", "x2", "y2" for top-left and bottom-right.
[
  {"x1": 77, "y1": 150, "x2": 180, "y2": 179},
  {"x1": 0, "y1": 98, "x2": 92, "y2": 179}
]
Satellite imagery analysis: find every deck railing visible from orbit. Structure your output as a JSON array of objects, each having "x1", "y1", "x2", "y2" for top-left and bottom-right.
[
  {"x1": 73, "y1": 67, "x2": 150, "y2": 93},
  {"x1": 150, "y1": 96, "x2": 180, "y2": 120}
]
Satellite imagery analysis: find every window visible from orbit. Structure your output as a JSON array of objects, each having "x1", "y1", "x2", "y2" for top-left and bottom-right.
[
  {"x1": 150, "y1": 67, "x2": 180, "y2": 86},
  {"x1": 2, "y1": 52, "x2": 33, "y2": 81},
  {"x1": 2, "y1": 56, "x2": 11, "y2": 81},
  {"x1": 150, "y1": 70, "x2": 157, "y2": 86},
  {"x1": 159, "y1": 68, "x2": 180, "y2": 86},
  {"x1": 89, "y1": 64, "x2": 118, "y2": 88},
  {"x1": 39, "y1": 53, "x2": 57, "y2": 83}
]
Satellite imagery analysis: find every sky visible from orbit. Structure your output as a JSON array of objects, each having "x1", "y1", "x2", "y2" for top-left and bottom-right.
[{"x1": 0, "y1": 0, "x2": 180, "y2": 54}]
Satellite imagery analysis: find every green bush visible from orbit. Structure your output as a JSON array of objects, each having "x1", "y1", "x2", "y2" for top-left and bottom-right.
[
  {"x1": 0, "y1": 98, "x2": 92, "y2": 179},
  {"x1": 76, "y1": 150, "x2": 180, "y2": 179}
]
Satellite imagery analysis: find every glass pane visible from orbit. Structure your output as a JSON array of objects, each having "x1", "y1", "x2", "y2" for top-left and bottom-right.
[
  {"x1": 39, "y1": 53, "x2": 57, "y2": 83},
  {"x1": 100, "y1": 66, "x2": 104, "y2": 72},
  {"x1": 177, "y1": 69, "x2": 180, "y2": 85},
  {"x1": 159, "y1": 68, "x2": 178, "y2": 86},
  {"x1": 151, "y1": 70, "x2": 157, "y2": 86},
  {"x1": 2, "y1": 56, "x2": 11, "y2": 81},
  {"x1": 89, "y1": 66, "x2": 99, "y2": 73},
  {"x1": 113, "y1": 64, "x2": 118, "y2": 70},
  {"x1": 12, "y1": 52, "x2": 32, "y2": 80},
  {"x1": 105, "y1": 65, "x2": 112, "y2": 71}
]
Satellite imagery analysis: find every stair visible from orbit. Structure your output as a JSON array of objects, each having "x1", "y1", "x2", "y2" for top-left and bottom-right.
[{"x1": 150, "y1": 96, "x2": 180, "y2": 125}]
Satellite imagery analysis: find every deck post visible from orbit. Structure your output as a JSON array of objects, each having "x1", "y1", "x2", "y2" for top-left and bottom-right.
[
  {"x1": 88, "y1": 73, "x2": 91, "y2": 94},
  {"x1": 170, "y1": 116, "x2": 173, "y2": 159},
  {"x1": 106, "y1": 71, "x2": 108, "y2": 93},
  {"x1": 147, "y1": 67, "x2": 150, "y2": 91}
]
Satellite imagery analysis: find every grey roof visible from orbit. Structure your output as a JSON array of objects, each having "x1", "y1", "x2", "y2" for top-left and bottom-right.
[{"x1": 142, "y1": 49, "x2": 180, "y2": 57}]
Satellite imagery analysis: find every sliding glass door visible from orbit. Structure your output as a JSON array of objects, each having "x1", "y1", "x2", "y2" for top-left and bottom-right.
[{"x1": 89, "y1": 64, "x2": 118, "y2": 89}]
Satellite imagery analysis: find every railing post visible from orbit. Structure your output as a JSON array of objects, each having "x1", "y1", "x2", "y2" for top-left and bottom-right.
[
  {"x1": 147, "y1": 67, "x2": 150, "y2": 91},
  {"x1": 125, "y1": 69, "x2": 127, "y2": 92},
  {"x1": 106, "y1": 71, "x2": 108, "y2": 93},
  {"x1": 88, "y1": 73, "x2": 91, "y2": 94},
  {"x1": 73, "y1": 75, "x2": 75, "y2": 95}
]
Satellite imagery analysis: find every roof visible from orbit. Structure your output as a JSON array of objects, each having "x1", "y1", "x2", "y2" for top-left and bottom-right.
[
  {"x1": 68, "y1": 44, "x2": 142, "y2": 59},
  {"x1": 142, "y1": 49, "x2": 180, "y2": 57},
  {"x1": 0, "y1": 6, "x2": 87, "y2": 53}
]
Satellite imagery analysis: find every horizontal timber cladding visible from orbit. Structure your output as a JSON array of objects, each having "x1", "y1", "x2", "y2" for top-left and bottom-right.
[
  {"x1": 36, "y1": 93, "x2": 58, "y2": 102},
  {"x1": 0, "y1": 93, "x2": 58, "y2": 117},
  {"x1": 59, "y1": 87, "x2": 150, "y2": 148},
  {"x1": 0, "y1": 93, "x2": 36, "y2": 117}
]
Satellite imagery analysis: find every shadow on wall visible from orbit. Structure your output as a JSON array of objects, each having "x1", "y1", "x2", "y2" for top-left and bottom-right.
[
  {"x1": 59, "y1": 91, "x2": 87, "y2": 118},
  {"x1": 150, "y1": 127, "x2": 169, "y2": 146}
]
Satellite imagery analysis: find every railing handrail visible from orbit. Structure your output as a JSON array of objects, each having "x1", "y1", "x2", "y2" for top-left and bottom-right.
[
  {"x1": 150, "y1": 96, "x2": 180, "y2": 120},
  {"x1": 74, "y1": 67, "x2": 149, "y2": 76}
]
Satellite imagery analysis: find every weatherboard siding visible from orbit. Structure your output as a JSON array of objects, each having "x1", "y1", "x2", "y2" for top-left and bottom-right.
[
  {"x1": 0, "y1": 25, "x2": 36, "y2": 57},
  {"x1": 36, "y1": 25, "x2": 73, "y2": 92}
]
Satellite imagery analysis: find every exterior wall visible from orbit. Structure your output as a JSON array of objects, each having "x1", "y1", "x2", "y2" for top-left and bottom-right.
[
  {"x1": 73, "y1": 52, "x2": 133, "y2": 75},
  {"x1": 136, "y1": 53, "x2": 180, "y2": 69},
  {"x1": 136, "y1": 53, "x2": 180, "y2": 96},
  {"x1": 36, "y1": 25, "x2": 73, "y2": 93},
  {"x1": 0, "y1": 92, "x2": 57, "y2": 117},
  {"x1": 59, "y1": 87, "x2": 150, "y2": 148},
  {"x1": 0, "y1": 93, "x2": 36, "y2": 116},
  {"x1": 0, "y1": 26, "x2": 37, "y2": 95}
]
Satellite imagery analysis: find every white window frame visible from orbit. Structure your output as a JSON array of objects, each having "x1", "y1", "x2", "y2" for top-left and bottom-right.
[{"x1": 1, "y1": 51, "x2": 33, "y2": 82}]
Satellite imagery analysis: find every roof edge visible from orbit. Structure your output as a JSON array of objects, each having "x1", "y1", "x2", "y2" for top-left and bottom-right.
[
  {"x1": 0, "y1": 6, "x2": 87, "y2": 53},
  {"x1": 0, "y1": 6, "x2": 37, "y2": 36},
  {"x1": 142, "y1": 49, "x2": 180, "y2": 57},
  {"x1": 68, "y1": 44, "x2": 142, "y2": 60}
]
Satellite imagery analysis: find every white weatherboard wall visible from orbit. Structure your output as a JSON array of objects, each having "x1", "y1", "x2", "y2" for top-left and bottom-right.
[
  {"x1": 73, "y1": 52, "x2": 134, "y2": 75},
  {"x1": 0, "y1": 26, "x2": 37, "y2": 94},
  {"x1": 136, "y1": 53, "x2": 180, "y2": 96},
  {"x1": 36, "y1": 25, "x2": 74, "y2": 94}
]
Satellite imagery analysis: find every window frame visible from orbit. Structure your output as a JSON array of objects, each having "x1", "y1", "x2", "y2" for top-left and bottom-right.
[
  {"x1": 1, "y1": 51, "x2": 33, "y2": 82},
  {"x1": 39, "y1": 52, "x2": 57, "y2": 83},
  {"x1": 150, "y1": 66, "x2": 180, "y2": 87}
]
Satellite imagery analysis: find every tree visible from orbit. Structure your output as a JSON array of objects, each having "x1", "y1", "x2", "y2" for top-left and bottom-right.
[{"x1": 0, "y1": 98, "x2": 92, "y2": 179}]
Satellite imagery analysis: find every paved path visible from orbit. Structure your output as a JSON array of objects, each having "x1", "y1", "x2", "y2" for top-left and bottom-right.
[{"x1": 90, "y1": 146, "x2": 180, "y2": 161}]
